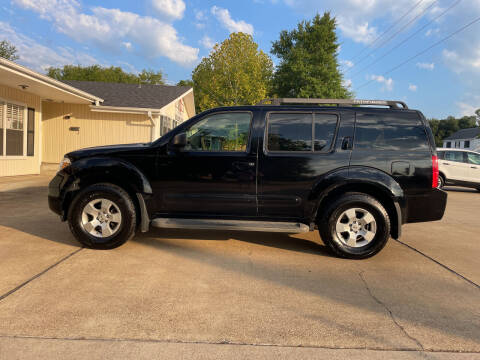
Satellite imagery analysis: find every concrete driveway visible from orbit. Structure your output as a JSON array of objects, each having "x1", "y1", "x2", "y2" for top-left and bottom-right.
[{"x1": 0, "y1": 174, "x2": 479, "y2": 359}]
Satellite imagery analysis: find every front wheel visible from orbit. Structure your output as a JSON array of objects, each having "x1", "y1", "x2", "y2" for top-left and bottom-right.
[
  {"x1": 68, "y1": 183, "x2": 136, "y2": 249},
  {"x1": 318, "y1": 193, "x2": 391, "y2": 259}
]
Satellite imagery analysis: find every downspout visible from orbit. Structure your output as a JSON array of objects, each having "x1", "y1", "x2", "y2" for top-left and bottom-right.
[{"x1": 148, "y1": 111, "x2": 160, "y2": 141}]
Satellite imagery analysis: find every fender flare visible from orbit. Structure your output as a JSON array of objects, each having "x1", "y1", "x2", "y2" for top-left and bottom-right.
[
  {"x1": 65, "y1": 157, "x2": 153, "y2": 195},
  {"x1": 309, "y1": 166, "x2": 404, "y2": 239},
  {"x1": 60, "y1": 157, "x2": 153, "y2": 227}
]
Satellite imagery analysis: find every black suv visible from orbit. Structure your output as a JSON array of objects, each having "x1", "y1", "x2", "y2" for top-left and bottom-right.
[{"x1": 48, "y1": 98, "x2": 447, "y2": 259}]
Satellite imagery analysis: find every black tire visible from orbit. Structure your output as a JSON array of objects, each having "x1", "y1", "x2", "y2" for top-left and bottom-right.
[
  {"x1": 68, "y1": 183, "x2": 136, "y2": 249},
  {"x1": 318, "y1": 192, "x2": 390, "y2": 259},
  {"x1": 438, "y1": 175, "x2": 445, "y2": 189}
]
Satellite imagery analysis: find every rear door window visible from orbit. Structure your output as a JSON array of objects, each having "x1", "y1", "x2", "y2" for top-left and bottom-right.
[
  {"x1": 314, "y1": 113, "x2": 338, "y2": 151},
  {"x1": 354, "y1": 112, "x2": 429, "y2": 151},
  {"x1": 267, "y1": 113, "x2": 312, "y2": 151},
  {"x1": 267, "y1": 112, "x2": 337, "y2": 152},
  {"x1": 445, "y1": 151, "x2": 466, "y2": 163}
]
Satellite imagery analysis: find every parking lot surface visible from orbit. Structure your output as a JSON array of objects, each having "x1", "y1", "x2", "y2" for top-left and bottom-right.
[{"x1": 0, "y1": 174, "x2": 479, "y2": 359}]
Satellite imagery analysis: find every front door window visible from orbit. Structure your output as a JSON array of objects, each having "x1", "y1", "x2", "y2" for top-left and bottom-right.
[{"x1": 185, "y1": 112, "x2": 251, "y2": 152}]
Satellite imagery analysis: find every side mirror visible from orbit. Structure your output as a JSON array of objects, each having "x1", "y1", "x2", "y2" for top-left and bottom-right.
[{"x1": 171, "y1": 132, "x2": 187, "y2": 148}]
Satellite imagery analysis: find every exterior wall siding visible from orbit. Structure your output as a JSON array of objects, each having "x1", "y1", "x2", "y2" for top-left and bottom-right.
[
  {"x1": 0, "y1": 84, "x2": 42, "y2": 177},
  {"x1": 443, "y1": 138, "x2": 480, "y2": 151},
  {"x1": 42, "y1": 103, "x2": 153, "y2": 163}
]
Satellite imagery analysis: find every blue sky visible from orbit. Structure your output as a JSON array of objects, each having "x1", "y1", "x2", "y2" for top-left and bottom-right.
[{"x1": 1, "y1": 0, "x2": 479, "y2": 119}]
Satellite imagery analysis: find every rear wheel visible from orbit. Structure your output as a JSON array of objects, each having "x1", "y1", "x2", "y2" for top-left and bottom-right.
[
  {"x1": 68, "y1": 183, "x2": 136, "y2": 249},
  {"x1": 438, "y1": 175, "x2": 445, "y2": 189},
  {"x1": 318, "y1": 193, "x2": 390, "y2": 259}
]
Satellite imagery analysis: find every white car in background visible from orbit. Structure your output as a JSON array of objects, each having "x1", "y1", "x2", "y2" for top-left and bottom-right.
[{"x1": 437, "y1": 148, "x2": 480, "y2": 191}]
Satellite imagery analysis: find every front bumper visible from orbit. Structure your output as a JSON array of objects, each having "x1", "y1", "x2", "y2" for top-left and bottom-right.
[
  {"x1": 48, "y1": 172, "x2": 67, "y2": 218},
  {"x1": 405, "y1": 188, "x2": 448, "y2": 223}
]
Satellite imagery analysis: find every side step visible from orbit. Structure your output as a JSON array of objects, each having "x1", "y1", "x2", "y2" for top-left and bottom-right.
[{"x1": 151, "y1": 218, "x2": 310, "y2": 233}]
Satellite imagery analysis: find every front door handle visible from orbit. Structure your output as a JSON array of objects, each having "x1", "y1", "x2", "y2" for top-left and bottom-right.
[
  {"x1": 472, "y1": 166, "x2": 478, "y2": 169},
  {"x1": 442, "y1": 163, "x2": 449, "y2": 165}
]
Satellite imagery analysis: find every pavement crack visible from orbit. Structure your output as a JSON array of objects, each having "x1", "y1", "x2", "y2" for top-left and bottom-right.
[
  {"x1": 358, "y1": 271, "x2": 424, "y2": 351},
  {"x1": 0, "y1": 248, "x2": 83, "y2": 302},
  {"x1": 394, "y1": 239, "x2": 480, "y2": 290},
  {"x1": 2, "y1": 334, "x2": 480, "y2": 353}
]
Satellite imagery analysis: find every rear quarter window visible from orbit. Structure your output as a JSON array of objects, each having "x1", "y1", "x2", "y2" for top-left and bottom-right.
[{"x1": 354, "y1": 112, "x2": 429, "y2": 151}]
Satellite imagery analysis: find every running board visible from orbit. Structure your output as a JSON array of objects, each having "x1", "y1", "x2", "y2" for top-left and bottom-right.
[{"x1": 151, "y1": 218, "x2": 310, "y2": 233}]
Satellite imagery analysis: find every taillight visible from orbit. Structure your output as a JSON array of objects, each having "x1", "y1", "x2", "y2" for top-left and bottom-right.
[{"x1": 432, "y1": 155, "x2": 439, "y2": 188}]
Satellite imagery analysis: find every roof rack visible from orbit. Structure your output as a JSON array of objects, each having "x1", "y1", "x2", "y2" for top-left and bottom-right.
[{"x1": 256, "y1": 98, "x2": 408, "y2": 109}]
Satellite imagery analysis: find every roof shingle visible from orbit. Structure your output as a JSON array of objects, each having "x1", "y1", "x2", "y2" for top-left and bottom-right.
[
  {"x1": 61, "y1": 80, "x2": 191, "y2": 109},
  {"x1": 444, "y1": 127, "x2": 480, "y2": 140}
]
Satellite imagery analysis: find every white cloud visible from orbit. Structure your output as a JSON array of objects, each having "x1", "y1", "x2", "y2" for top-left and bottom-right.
[
  {"x1": 117, "y1": 61, "x2": 139, "y2": 74},
  {"x1": 337, "y1": 18, "x2": 377, "y2": 44},
  {"x1": 280, "y1": 0, "x2": 430, "y2": 44},
  {"x1": 425, "y1": 28, "x2": 440, "y2": 37},
  {"x1": 443, "y1": 48, "x2": 480, "y2": 74},
  {"x1": 0, "y1": 21, "x2": 97, "y2": 72},
  {"x1": 457, "y1": 102, "x2": 478, "y2": 117},
  {"x1": 211, "y1": 6, "x2": 254, "y2": 35},
  {"x1": 342, "y1": 78, "x2": 353, "y2": 88},
  {"x1": 200, "y1": 36, "x2": 215, "y2": 50},
  {"x1": 194, "y1": 9, "x2": 207, "y2": 29},
  {"x1": 12, "y1": 0, "x2": 198, "y2": 66},
  {"x1": 408, "y1": 84, "x2": 417, "y2": 92},
  {"x1": 195, "y1": 9, "x2": 207, "y2": 21},
  {"x1": 340, "y1": 59, "x2": 354, "y2": 68},
  {"x1": 151, "y1": 0, "x2": 185, "y2": 20},
  {"x1": 122, "y1": 41, "x2": 132, "y2": 50},
  {"x1": 416, "y1": 62, "x2": 435, "y2": 70},
  {"x1": 369, "y1": 74, "x2": 394, "y2": 91}
]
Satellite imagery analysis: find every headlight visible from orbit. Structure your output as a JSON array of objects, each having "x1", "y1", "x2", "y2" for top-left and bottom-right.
[{"x1": 58, "y1": 157, "x2": 72, "y2": 171}]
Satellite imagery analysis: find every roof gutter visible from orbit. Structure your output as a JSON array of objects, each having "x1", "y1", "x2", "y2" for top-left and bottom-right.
[
  {"x1": 89, "y1": 105, "x2": 162, "y2": 115},
  {"x1": 89, "y1": 87, "x2": 194, "y2": 118},
  {"x1": 0, "y1": 58, "x2": 104, "y2": 104},
  {"x1": 89, "y1": 105, "x2": 162, "y2": 126}
]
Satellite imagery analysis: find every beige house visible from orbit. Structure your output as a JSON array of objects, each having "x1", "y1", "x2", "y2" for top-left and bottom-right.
[{"x1": 0, "y1": 58, "x2": 195, "y2": 177}]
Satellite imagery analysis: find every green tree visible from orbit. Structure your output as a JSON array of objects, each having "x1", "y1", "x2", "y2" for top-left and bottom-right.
[
  {"x1": 177, "y1": 79, "x2": 194, "y2": 87},
  {"x1": 271, "y1": 12, "x2": 351, "y2": 99},
  {"x1": 0, "y1": 40, "x2": 19, "y2": 61},
  {"x1": 192, "y1": 32, "x2": 273, "y2": 112},
  {"x1": 47, "y1": 65, "x2": 165, "y2": 85},
  {"x1": 458, "y1": 116, "x2": 477, "y2": 129},
  {"x1": 137, "y1": 69, "x2": 165, "y2": 85},
  {"x1": 429, "y1": 115, "x2": 479, "y2": 146}
]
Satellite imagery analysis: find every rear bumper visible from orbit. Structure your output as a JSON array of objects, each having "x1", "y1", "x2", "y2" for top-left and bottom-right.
[{"x1": 404, "y1": 188, "x2": 447, "y2": 223}]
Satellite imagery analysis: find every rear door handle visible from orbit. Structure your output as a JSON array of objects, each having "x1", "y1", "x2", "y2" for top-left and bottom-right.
[
  {"x1": 233, "y1": 161, "x2": 255, "y2": 170},
  {"x1": 442, "y1": 163, "x2": 449, "y2": 165},
  {"x1": 341, "y1": 136, "x2": 353, "y2": 150},
  {"x1": 472, "y1": 166, "x2": 478, "y2": 169}
]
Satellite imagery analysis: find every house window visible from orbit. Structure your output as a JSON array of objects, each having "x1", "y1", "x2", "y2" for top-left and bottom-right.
[
  {"x1": 27, "y1": 108, "x2": 35, "y2": 156},
  {"x1": 464, "y1": 140, "x2": 470, "y2": 148},
  {"x1": 0, "y1": 101, "x2": 31, "y2": 157},
  {"x1": 445, "y1": 141, "x2": 451, "y2": 148}
]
